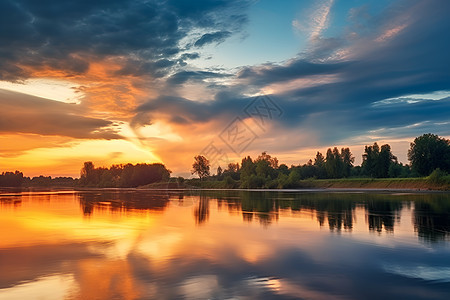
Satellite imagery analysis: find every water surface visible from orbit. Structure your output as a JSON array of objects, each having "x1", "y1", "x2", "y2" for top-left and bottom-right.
[{"x1": 1, "y1": 189, "x2": 449, "y2": 299}]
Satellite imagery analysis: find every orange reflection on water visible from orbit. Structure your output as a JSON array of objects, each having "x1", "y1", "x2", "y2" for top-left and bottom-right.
[
  {"x1": 0, "y1": 192, "x2": 161, "y2": 249},
  {"x1": 1, "y1": 190, "x2": 449, "y2": 299}
]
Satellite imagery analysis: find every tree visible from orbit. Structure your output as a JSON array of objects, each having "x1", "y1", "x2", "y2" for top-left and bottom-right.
[
  {"x1": 0, "y1": 171, "x2": 24, "y2": 187},
  {"x1": 256, "y1": 151, "x2": 278, "y2": 168},
  {"x1": 314, "y1": 151, "x2": 327, "y2": 178},
  {"x1": 192, "y1": 155, "x2": 210, "y2": 179},
  {"x1": 79, "y1": 162, "x2": 170, "y2": 187},
  {"x1": 223, "y1": 162, "x2": 240, "y2": 180},
  {"x1": 340, "y1": 148, "x2": 354, "y2": 177},
  {"x1": 362, "y1": 143, "x2": 396, "y2": 178},
  {"x1": 362, "y1": 143, "x2": 379, "y2": 177},
  {"x1": 225, "y1": 162, "x2": 239, "y2": 173},
  {"x1": 255, "y1": 152, "x2": 278, "y2": 179},
  {"x1": 278, "y1": 163, "x2": 289, "y2": 175},
  {"x1": 240, "y1": 156, "x2": 255, "y2": 179},
  {"x1": 325, "y1": 147, "x2": 344, "y2": 178},
  {"x1": 378, "y1": 144, "x2": 397, "y2": 178},
  {"x1": 80, "y1": 161, "x2": 96, "y2": 185},
  {"x1": 216, "y1": 166, "x2": 223, "y2": 177},
  {"x1": 408, "y1": 133, "x2": 450, "y2": 176}
]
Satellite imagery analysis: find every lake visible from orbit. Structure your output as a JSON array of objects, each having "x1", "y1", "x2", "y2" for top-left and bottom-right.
[{"x1": 0, "y1": 189, "x2": 450, "y2": 299}]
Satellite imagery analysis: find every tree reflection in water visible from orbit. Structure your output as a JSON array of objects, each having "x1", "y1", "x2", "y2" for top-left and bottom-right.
[{"x1": 27, "y1": 189, "x2": 449, "y2": 243}]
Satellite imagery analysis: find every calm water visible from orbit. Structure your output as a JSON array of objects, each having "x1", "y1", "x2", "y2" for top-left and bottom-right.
[{"x1": 1, "y1": 189, "x2": 450, "y2": 300}]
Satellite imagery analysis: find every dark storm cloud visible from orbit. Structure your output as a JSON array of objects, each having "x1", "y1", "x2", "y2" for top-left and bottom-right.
[
  {"x1": 0, "y1": 0, "x2": 250, "y2": 80},
  {"x1": 194, "y1": 31, "x2": 232, "y2": 47},
  {"x1": 0, "y1": 89, "x2": 122, "y2": 139}
]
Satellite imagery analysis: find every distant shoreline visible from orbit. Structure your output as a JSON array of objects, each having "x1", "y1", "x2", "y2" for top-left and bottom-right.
[
  {"x1": 140, "y1": 177, "x2": 450, "y2": 192},
  {"x1": 1, "y1": 187, "x2": 448, "y2": 195},
  {"x1": 1, "y1": 177, "x2": 449, "y2": 193}
]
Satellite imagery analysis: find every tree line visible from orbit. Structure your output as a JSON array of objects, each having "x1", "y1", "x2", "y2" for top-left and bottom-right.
[
  {"x1": 0, "y1": 171, "x2": 76, "y2": 187},
  {"x1": 1, "y1": 133, "x2": 448, "y2": 188},
  {"x1": 0, "y1": 162, "x2": 171, "y2": 188},
  {"x1": 191, "y1": 133, "x2": 450, "y2": 188},
  {"x1": 79, "y1": 161, "x2": 171, "y2": 187}
]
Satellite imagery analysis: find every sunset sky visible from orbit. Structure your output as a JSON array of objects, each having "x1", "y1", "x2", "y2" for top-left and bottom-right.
[{"x1": 0, "y1": 0, "x2": 449, "y2": 178}]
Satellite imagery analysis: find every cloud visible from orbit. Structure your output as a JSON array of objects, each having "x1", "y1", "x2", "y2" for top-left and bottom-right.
[
  {"x1": 2, "y1": 0, "x2": 450, "y2": 174},
  {"x1": 237, "y1": 59, "x2": 350, "y2": 86},
  {"x1": 133, "y1": 93, "x2": 246, "y2": 126},
  {"x1": 0, "y1": 0, "x2": 250, "y2": 80},
  {"x1": 233, "y1": 0, "x2": 450, "y2": 142},
  {"x1": 292, "y1": 0, "x2": 334, "y2": 40},
  {"x1": 135, "y1": 0, "x2": 450, "y2": 162},
  {"x1": 168, "y1": 71, "x2": 231, "y2": 85},
  {"x1": 0, "y1": 89, "x2": 121, "y2": 139},
  {"x1": 194, "y1": 31, "x2": 232, "y2": 47}
]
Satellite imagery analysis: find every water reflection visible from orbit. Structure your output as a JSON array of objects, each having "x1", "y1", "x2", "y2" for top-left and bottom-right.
[
  {"x1": 78, "y1": 190, "x2": 172, "y2": 216},
  {"x1": 3, "y1": 190, "x2": 449, "y2": 242},
  {"x1": 366, "y1": 198, "x2": 401, "y2": 233},
  {"x1": 194, "y1": 195, "x2": 209, "y2": 225},
  {"x1": 1, "y1": 190, "x2": 450, "y2": 299},
  {"x1": 414, "y1": 195, "x2": 450, "y2": 242}
]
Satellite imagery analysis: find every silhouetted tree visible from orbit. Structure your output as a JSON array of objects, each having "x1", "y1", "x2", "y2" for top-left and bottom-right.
[
  {"x1": 79, "y1": 162, "x2": 170, "y2": 187},
  {"x1": 0, "y1": 171, "x2": 24, "y2": 187},
  {"x1": 192, "y1": 155, "x2": 210, "y2": 180},
  {"x1": 223, "y1": 162, "x2": 240, "y2": 180},
  {"x1": 80, "y1": 161, "x2": 96, "y2": 186}
]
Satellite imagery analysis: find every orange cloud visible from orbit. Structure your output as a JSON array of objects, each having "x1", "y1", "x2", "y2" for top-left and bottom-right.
[{"x1": 24, "y1": 59, "x2": 154, "y2": 120}]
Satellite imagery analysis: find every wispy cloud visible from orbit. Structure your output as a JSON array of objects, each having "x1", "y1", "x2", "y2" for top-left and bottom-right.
[{"x1": 292, "y1": 0, "x2": 335, "y2": 40}]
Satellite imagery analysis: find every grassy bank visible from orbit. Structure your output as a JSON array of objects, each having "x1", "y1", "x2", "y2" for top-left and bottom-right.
[
  {"x1": 141, "y1": 177, "x2": 449, "y2": 191},
  {"x1": 296, "y1": 177, "x2": 449, "y2": 190}
]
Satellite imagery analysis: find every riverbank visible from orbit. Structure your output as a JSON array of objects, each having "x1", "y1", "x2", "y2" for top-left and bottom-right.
[
  {"x1": 141, "y1": 177, "x2": 450, "y2": 191},
  {"x1": 296, "y1": 178, "x2": 449, "y2": 190}
]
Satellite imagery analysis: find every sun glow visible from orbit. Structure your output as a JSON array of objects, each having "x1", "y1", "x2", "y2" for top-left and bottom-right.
[
  {"x1": 0, "y1": 79, "x2": 81, "y2": 104},
  {"x1": 0, "y1": 139, "x2": 161, "y2": 177}
]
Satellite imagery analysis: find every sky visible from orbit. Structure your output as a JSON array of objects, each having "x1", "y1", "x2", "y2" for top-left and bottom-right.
[{"x1": 0, "y1": 0, "x2": 449, "y2": 178}]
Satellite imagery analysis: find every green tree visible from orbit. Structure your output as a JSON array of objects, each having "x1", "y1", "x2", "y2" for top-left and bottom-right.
[
  {"x1": 314, "y1": 151, "x2": 327, "y2": 178},
  {"x1": 325, "y1": 147, "x2": 344, "y2": 178},
  {"x1": 223, "y1": 162, "x2": 240, "y2": 180},
  {"x1": 255, "y1": 152, "x2": 277, "y2": 179},
  {"x1": 240, "y1": 156, "x2": 255, "y2": 179},
  {"x1": 340, "y1": 148, "x2": 355, "y2": 177},
  {"x1": 192, "y1": 155, "x2": 210, "y2": 179},
  {"x1": 408, "y1": 133, "x2": 450, "y2": 175},
  {"x1": 278, "y1": 163, "x2": 289, "y2": 175},
  {"x1": 378, "y1": 144, "x2": 397, "y2": 178},
  {"x1": 362, "y1": 143, "x2": 379, "y2": 177},
  {"x1": 362, "y1": 143, "x2": 396, "y2": 178}
]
